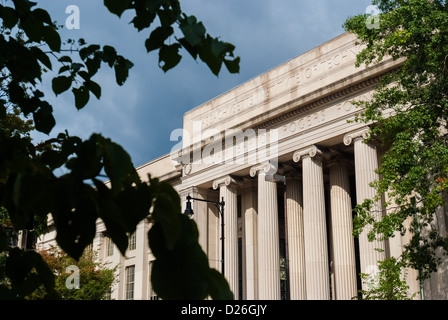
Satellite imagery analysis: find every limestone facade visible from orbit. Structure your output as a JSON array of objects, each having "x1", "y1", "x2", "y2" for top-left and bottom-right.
[{"x1": 36, "y1": 32, "x2": 448, "y2": 300}]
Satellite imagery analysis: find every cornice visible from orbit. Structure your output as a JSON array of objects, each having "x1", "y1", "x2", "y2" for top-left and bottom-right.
[{"x1": 254, "y1": 72, "x2": 388, "y2": 131}]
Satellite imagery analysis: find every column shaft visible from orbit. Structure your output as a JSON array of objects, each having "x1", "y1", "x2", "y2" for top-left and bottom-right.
[
  {"x1": 329, "y1": 163, "x2": 357, "y2": 300},
  {"x1": 254, "y1": 167, "x2": 281, "y2": 300},
  {"x1": 220, "y1": 183, "x2": 239, "y2": 297},
  {"x1": 286, "y1": 175, "x2": 306, "y2": 300},
  {"x1": 243, "y1": 180, "x2": 258, "y2": 300},
  {"x1": 302, "y1": 154, "x2": 330, "y2": 300},
  {"x1": 353, "y1": 136, "x2": 386, "y2": 286}
]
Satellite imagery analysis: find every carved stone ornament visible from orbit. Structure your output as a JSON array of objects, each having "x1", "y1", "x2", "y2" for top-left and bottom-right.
[
  {"x1": 249, "y1": 162, "x2": 277, "y2": 177},
  {"x1": 343, "y1": 127, "x2": 370, "y2": 146},
  {"x1": 292, "y1": 145, "x2": 323, "y2": 163},
  {"x1": 212, "y1": 175, "x2": 237, "y2": 190}
]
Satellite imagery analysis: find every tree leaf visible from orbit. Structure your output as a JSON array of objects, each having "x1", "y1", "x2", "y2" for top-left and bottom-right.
[
  {"x1": 158, "y1": 43, "x2": 182, "y2": 72},
  {"x1": 104, "y1": 0, "x2": 132, "y2": 17},
  {"x1": 53, "y1": 184, "x2": 98, "y2": 261},
  {"x1": 32, "y1": 8, "x2": 52, "y2": 25},
  {"x1": 145, "y1": 26, "x2": 174, "y2": 52},
  {"x1": 42, "y1": 26, "x2": 61, "y2": 52},
  {"x1": 130, "y1": 8, "x2": 157, "y2": 31},
  {"x1": 100, "y1": 136, "x2": 139, "y2": 192},
  {"x1": 79, "y1": 44, "x2": 101, "y2": 60},
  {"x1": 115, "y1": 182, "x2": 152, "y2": 233},
  {"x1": 208, "y1": 268, "x2": 234, "y2": 300},
  {"x1": 197, "y1": 36, "x2": 222, "y2": 76},
  {"x1": 179, "y1": 15, "x2": 206, "y2": 47},
  {"x1": 29, "y1": 47, "x2": 52, "y2": 70},
  {"x1": 86, "y1": 80, "x2": 101, "y2": 99},
  {"x1": 148, "y1": 215, "x2": 211, "y2": 300},
  {"x1": 224, "y1": 56, "x2": 240, "y2": 74},
  {"x1": 85, "y1": 56, "x2": 101, "y2": 77},
  {"x1": 1, "y1": 5, "x2": 19, "y2": 29},
  {"x1": 33, "y1": 100, "x2": 55, "y2": 134},
  {"x1": 114, "y1": 56, "x2": 133, "y2": 85},
  {"x1": 72, "y1": 86, "x2": 90, "y2": 110},
  {"x1": 151, "y1": 181, "x2": 181, "y2": 250},
  {"x1": 52, "y1": 76, "x2": 72, "y2": 95},
  {"x1": 102, "y1": 45, "x2": 117, "y2": 67},
  {"x1": 97, "y1": 198, "x2": 129, "y2": 256}
]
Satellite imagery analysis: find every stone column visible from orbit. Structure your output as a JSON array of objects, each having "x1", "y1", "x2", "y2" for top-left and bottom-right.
[
  {"x1": 293, "y1": 145, "x2": 330, "y2": 300},
  {"x1": 134, "y1": 219, "x2": 149, "y2": 299},
  {"x1": 285, "y1": 173, "x2": 307, "y2": 300},
  {"x1": 344, "y1": 128, "x2": 385, "y2": 289},
  {"x1": 242, "y1": 179, "x2": 258, "y2": 300},
  {"x1": 213, "y1": 175, "x2": 239, "y2": 298},
  {"x1": 250, "y1": 163, "x2": 281, "y2": 300},
  {"x1": 328, "y1": 158, "x2": 357, "y2": 300}
]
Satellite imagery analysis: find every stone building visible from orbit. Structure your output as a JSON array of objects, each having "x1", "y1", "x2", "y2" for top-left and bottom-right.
[{"x1": 36, "y1": 32, "x2": 448, "y2": 300}]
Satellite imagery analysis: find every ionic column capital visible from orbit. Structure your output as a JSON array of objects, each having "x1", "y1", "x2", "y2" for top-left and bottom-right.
[
  {"x1": 293, "y1": 145, "x2": 323, "y2": 163},
  {"x1": 343, "y1": 127, "x2": 370, "y2": 146},
  {"x1": 212, "y1": 175, "x2": 238, "y2": 190},
  {"x1": 249, "y1": 161, "x2": 277, "y2": 177}
]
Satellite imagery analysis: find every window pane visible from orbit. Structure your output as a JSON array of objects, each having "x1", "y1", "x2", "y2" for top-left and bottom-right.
[{"x1": 125, "y1": 265, "x2": 135, "y2": 300}]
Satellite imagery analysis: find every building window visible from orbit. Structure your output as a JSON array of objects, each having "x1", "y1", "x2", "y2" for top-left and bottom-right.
[
  {"x1": 125, "y1": 265, "x2": 135, "y2": 300},
  {"x1": 107, "y1": 237, "x2": 114, "y2": 256},
  {"x1": 85, "y1": 242, "x2": 94, "y2": 258},
  {"x1": 128, "y1": 232, "x2": 136, "y2": 251}
]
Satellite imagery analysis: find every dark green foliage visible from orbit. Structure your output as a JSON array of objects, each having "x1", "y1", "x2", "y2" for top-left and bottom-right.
[{"x1": 0, "y1": 0, "x2": 237, "y2": 300}]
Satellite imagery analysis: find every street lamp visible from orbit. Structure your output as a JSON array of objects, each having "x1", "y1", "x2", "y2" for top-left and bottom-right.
[{"x1": 184, "y1": 195, "x2": 225, "y2": 275}]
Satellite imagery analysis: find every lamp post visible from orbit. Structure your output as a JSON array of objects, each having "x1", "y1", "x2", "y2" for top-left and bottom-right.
[{"x1": 184, "y1": 195, "x2": 225, "y2": 275}]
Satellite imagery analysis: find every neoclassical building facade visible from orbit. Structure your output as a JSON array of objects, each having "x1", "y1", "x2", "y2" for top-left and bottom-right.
[{"x1": 37, "y1": 32, "x2": 448, "y2": 300}]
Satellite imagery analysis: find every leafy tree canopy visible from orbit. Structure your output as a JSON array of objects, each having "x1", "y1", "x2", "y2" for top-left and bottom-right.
[
  {"x1": 0, "y1": 0, "x2": 237, "y2": 300},
  {"x1": 344, "y1": 0, "x2": 448, "y2": 282},
  {"x1": 32, "y1": 247, "x2": 116, "y2": 300}
]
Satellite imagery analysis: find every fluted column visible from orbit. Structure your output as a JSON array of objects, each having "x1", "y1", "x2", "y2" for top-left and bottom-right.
[
  {"x1": 250, "y1": 163, "x2": 281, "y2": 300},
  {"x1": 344, "y1": 128, "x2": 385, "y2": 289},
  {"x1": 285, "y1": 174, "x2": 307, "y2": 300},
  {"x1": 293, "y1": 145, "x2": 330, "y2": 300},
  {"x1": 242, "y1": 179, "x2": 258, "y2": 300},
  {"x1": 213, "y1": 176, "x2": 239, "y2": 298},
  {"x1": 328, "y1": 158, "x2": 357, "y2": 300}
]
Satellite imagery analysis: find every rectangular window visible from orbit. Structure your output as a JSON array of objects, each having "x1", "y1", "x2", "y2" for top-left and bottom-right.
[
  {"x1": 125, "y1": 265, "x2": 135, "y2": 300},
  {"x1": 107, "y1": 237, "x2": 114, "y2": 256},
  {"x1": 128, "y1": 232, "x2": 136, "y2": 251}
]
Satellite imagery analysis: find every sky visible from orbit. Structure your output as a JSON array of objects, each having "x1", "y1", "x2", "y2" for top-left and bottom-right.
[{"x1": 31, "y1": 0, "x2": 374, "y2": 168}]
